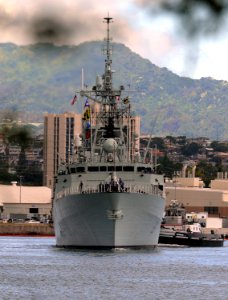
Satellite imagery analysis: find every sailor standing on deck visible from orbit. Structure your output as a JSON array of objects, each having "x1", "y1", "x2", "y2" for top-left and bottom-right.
[
  {"x1": 79, "y1": 181, "x2": 83, "y2": 193},
  {"x1": 119, "y1": 178, "x2": 124, "y2": 192}
]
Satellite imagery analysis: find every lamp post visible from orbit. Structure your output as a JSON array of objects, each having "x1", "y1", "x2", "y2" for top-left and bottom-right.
[
  {"x1": 19, "y1": 175, "x2": 23, "y2": 204},
  {"x1": 173, "y1": 171, "x2": 178, "y2": 202}
]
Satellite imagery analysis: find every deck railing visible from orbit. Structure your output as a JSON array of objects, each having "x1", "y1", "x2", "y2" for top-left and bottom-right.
[{"x1": 56, "y1": 182, "x2": 163, "y2": 199}]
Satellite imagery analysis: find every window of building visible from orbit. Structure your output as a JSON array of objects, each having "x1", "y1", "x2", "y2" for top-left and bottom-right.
[
  {"x1": 204, "y1": 207, "x2": 218, "y2": 215},
  {"x1": 29, "y1": 208, "x2": 39, "y2": 214}
]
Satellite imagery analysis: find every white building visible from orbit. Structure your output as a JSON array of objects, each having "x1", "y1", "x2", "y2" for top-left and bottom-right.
[
  {"x1": 0, "y1": 182, "x2": 52, "y2": 220},
  {"x1": 165, "y1": 173, "x2": 228, "y2": 221}
]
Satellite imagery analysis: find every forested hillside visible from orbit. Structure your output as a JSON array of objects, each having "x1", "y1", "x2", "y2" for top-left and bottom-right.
[{"x1": 0, "y1": 42, "x2": 228, "y2": 139}]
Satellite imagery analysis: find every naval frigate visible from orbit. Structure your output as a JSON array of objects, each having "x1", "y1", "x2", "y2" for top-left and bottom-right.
[{"x1": 53, "y1": 16, "x2": 166, "y2": 248}]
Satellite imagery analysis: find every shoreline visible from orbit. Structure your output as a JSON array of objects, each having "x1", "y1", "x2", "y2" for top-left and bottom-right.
[{"x1": 0, "y1": 223, "x2": 227, "y2": 239}]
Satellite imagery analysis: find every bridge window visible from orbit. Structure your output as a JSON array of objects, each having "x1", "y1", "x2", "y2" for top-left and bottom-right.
[
  {"x1": 88, "y1": 166, "x2": 99, "y2": 172},
  {"x1": 116, "y1": 166, "x2": 122, "y2": 171},
  {"x1": 100, "y1": 166, "x2": 107, "y2": 171},
  {"x1": 70, "y1": 168, "x2": 76, "y2": 173},
  {"x1": 123, "y1": 166, "x2": 134, "y2": 171},
  {"x1": 137, "y1": 167, "x2": 145, "y2": 172},
  {"x1": 145, "y1": 167, "x2": 152, "y2": 173},
  {"x1": 137, "y1": 167, "x2": 152, "y2": 173},
  {"x1": 77, "y1": 167, "x2": 85, "y2": 172},
  {"x1": 108, "y1": 166, "x2": 115, "y2": 171}
]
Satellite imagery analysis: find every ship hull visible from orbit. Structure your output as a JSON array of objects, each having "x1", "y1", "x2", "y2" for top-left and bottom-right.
[{"x1": 53, "y1": 192, "x2": 165, "y2": 248}]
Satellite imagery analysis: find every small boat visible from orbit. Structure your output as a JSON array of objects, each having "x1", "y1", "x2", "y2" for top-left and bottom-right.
[
  {"x1": 159, "y1": 201, "x2": 224, "y2": 247},
  {"x1": 159, "y1": 227, "x2": 224, "y2": 247}
]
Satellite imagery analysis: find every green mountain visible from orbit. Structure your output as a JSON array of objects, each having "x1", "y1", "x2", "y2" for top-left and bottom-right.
[{"x1": 0, "y1": 42, "x2": 228, "y2": 139}]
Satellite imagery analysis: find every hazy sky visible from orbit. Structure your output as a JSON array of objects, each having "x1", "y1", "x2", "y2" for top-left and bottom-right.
[{"x1": 0, "y1": 0, "x2": 228, "y2": 81}]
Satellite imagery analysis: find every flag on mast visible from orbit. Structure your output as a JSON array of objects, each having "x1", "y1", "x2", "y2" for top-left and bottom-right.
[
  {"x1": 83, "y1": 108, "x2": 90, "y2": 120},
  {"x1": 84, "y1": 98, "x2": 90, "y2": 107},
  {"x1": 71, "y1": 94, "x2": 77, "y2": 105}
]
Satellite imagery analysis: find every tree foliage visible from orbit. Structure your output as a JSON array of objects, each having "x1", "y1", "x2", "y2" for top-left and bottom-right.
[
  {"x1": 0, "y1": 122, "x2": 42, "y2": 185},
  {"x1": 210, "y1": 141, "x2": 228, "y2": 152},
  {"x1": 157, "y1": 155, "x2": 182, "y2": 178},
  {"x1": 181, "y1": 142, "x2": 202, "y2": 156}
]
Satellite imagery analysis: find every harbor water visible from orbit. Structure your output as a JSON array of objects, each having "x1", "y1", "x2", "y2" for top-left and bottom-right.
[{"x1": 0, "y1": 237, "x2": 227, "y2": 300}]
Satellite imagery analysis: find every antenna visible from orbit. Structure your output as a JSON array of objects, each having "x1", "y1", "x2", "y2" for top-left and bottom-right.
[
  {"x1": 81, "y1": 68, "x2": 84, "y2": 89},
  {"x1": 103, "y1": 15, "x2": 113, "y2": 61}
]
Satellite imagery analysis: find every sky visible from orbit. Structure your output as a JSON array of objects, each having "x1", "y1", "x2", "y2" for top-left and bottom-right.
[{"x1": 0, "y1": 0, "x2": 228, "y2": 81}]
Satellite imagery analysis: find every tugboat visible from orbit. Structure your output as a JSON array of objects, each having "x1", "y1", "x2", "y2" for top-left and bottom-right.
[
  {"x1": 159, "y1": 201, "x2": 224, "y2": 247},
  {"x1": 52, "y1": 16, "x2": 166, "y2": 248}
]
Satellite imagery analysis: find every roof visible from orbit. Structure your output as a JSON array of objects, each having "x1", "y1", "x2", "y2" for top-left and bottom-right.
[
  {"x1": 0, "y1": 184, "x2": 52, "y2": 205},
  {"x1": 165, "y1": 186, "x2": 228, "y2": 194}
]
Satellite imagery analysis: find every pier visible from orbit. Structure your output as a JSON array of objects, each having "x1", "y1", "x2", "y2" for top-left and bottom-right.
[{"x1": 0, "y1": 223, "x2": 54, "y2": 236}]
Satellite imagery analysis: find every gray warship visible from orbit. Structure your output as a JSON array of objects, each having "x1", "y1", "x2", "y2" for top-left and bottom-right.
[{"x1": 53, "y1": 16, "x2": 166, "y2": 248}]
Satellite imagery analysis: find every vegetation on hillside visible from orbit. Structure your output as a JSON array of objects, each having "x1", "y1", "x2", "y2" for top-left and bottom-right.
[{"x1": 0, "y1": 42, "x2": 228, "y2": 139}]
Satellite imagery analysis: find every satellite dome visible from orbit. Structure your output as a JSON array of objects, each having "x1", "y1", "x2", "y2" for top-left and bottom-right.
[{"x1": 103, "y1": 139, "x2": 118, "y2": 153}]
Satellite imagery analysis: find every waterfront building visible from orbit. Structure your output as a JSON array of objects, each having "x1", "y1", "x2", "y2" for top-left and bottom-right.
[
  {"x1": 43, "y1": 112, "x2": 82, "y2": 189},
  {"x1": 0, "y1": 181, "x2": 51, "y2": 220},
  {"x1": 165, "y1": 173, "x2": 228, "y2": 220}
]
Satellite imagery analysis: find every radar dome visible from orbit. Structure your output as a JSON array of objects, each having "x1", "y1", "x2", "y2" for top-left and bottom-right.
[{"x1": 103, "y1": 139, "x2": 118, "y2": 153}]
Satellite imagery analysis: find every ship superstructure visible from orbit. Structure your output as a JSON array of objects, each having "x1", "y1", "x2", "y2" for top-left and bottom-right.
[{"x1": 53, "y1": 16, "x2": 166, "y2": 248}]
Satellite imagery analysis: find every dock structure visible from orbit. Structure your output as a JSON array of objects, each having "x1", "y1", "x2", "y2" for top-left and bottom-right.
[{"x1": 0, "y1": 223, "x2": 54, "y2": 236}]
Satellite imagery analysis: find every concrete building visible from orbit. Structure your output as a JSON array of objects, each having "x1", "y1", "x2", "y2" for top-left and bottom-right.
[
  {"x1": 43, "y1": 112, "x2": 82, "y2": 188},
  {"x1": 0, "y1": 182, "x2": 52, "y2": 220},
  {"x1": 165, "y1": 174, "x2": 228, "y2": 218}
]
